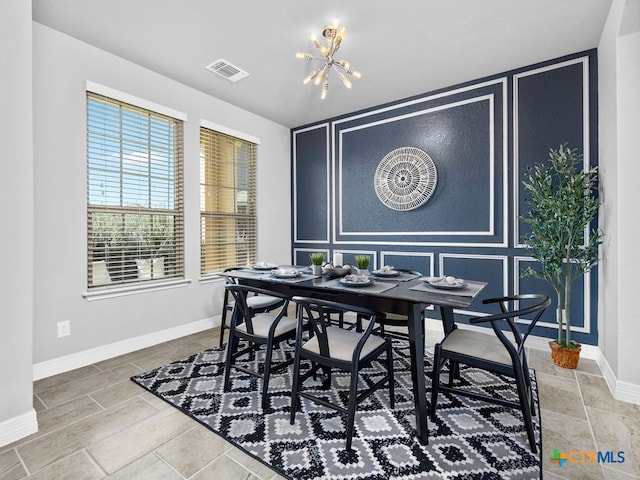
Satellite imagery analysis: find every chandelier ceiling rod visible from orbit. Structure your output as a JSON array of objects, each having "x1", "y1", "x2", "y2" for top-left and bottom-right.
[{"x1": 296, "y1": 20, "x2": 362, "y2": 99}]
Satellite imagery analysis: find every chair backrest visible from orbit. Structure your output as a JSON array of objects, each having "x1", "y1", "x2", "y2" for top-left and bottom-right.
[
  {"x1": 293, "y1": 296, "x2": 384, "y2": 362},
  {"x1": 225, "y1": 284, "x2": 290, "y2": 335},
  {"x1": 221, "y1": 267, "x2": 244, "y2": 285},
  {"x1": 469, "y1": 293, "x2": 550, "y2": 361},
  {"x1": 220, "y1": 267, "x2": 244, "y2": 307}
]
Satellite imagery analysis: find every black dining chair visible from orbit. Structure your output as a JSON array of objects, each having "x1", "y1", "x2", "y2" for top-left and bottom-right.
[
  {"x1": 430, "y1": 293, "x2": 551, "y2": 453},
  {"x1": 219, "y1": 267, "x2": 286, "y2": 347},
  {"x1": 223, "y1": 284, "x2": 297, "y2": 410},
  {"x1": 357, "y1": 270, "x2": 425, "y2": 341},
  {"x1": 290, "y1": 296, "x2": 395, "y2": 451}
]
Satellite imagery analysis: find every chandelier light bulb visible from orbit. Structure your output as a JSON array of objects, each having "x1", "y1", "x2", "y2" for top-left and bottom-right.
[
  {"x1": 296, "y1": 52, "x2": 313, "y2": 61},
  {"x1": 297, "y1": 22, "x2": 361, "y2": 99}
]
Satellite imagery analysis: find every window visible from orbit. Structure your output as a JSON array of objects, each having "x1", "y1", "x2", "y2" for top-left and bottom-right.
[
  {"x1": 87, "y1": 92, "x2": 184, "y2": 288},
  {"x1": 200, "y1": 126, "x2": 257, "y2": 275}
]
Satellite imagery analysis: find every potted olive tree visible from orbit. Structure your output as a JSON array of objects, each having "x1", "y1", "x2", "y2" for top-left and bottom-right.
[{"x1": 520, "y1": 144, "x2": 602, "y2": 369}]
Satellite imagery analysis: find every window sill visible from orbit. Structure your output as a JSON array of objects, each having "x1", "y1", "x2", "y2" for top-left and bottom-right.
[
  {"x1": 199, "y1": 275, "x2": 226, "y2": 285},
  {"x1": 83, "y1": 279, "x2": 192, "y2": 301}
]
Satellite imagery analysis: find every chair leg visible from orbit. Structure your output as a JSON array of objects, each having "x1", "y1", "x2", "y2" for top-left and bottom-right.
[
  {"x1": 322, "y1": 366, "x2": 332, "y2": 389},
  {"x1": 262, "y1": 340, "x2": 274, "y2": 411},
  {"x1": 448, "y1": 360, "x2": 460, "y2": 385},
  {"x1": 386, "y1": 339, "x2": 395, "y2": 408},
  {"x1": 515, "y1": 367, "x2": 537, "y2": 453},
  {"x1": 223, "y1": 333, "x2": 238, "y2": 392},
  {"x1": 290, "y1": 344, "x2": 302, "y2": 425},
  {"x1": 219, "y1": 307, "x2": 229, "y2": 348},
  {"x1": 345, "y1": 369, "x2": 359, "y2": 451},
  {"x1": 521, "y1": 355, "x2": 536, "y2": 416},
  {"x1": 430, "y1": 343, "x2": 442, "y2": 422}
]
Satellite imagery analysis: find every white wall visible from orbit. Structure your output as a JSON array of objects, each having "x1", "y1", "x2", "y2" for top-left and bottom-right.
[
  {"x1": 31, "y1": 22, "x2": 291, "y2": 365},
  {"x1": 598, "y1": 0, "x2": 624, "y2": 383},
  {"x1": 616, "y1": 29, "x2": 640, "y2": 384},
  {"x1": 598, "y1": 0, "x2": 640, "y2": 398},
  {"x1": 0, "y1": 1, "x2": 37, "y2": 445}
]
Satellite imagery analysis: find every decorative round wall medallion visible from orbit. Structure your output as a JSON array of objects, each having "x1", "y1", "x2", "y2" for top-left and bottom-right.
[{"x1": 374, "y1": 147, "x2": 438, "y2": 211}]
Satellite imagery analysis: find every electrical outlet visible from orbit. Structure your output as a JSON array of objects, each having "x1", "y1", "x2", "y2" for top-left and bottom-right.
[{"x1": 57, "y1": 320, "x2": 71, "y2": 338}]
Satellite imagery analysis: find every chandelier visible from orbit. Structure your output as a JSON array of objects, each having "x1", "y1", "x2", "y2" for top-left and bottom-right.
[{"x1": 296, "y1": 20, "x2": 361, "y2": 99}]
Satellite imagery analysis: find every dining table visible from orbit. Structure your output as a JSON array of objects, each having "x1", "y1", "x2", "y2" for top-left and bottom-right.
[{"x1": 222, "y1": 265, "x2": 487, "y2": 445}]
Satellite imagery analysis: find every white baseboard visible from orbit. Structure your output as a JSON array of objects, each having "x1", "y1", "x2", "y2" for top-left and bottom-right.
[
  {"x1": 33, "y1": 316, "x2": 221, "y2": 381},
  {"x1": 524, "y1": 335, "x2": 600, "y2": 360},
  {"x1": 598, "y1": 352, "x2": 640, "y2": 405},
  {"x1": 0, "y1": 409, "x2": 38, "y2": 448}
]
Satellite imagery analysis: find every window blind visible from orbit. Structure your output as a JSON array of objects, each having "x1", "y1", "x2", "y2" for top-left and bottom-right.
[
  {"x1": 200, "y1": 126, "x2": 257, "y2": 274},
  {"x1": 87, "y1": 92, "x2": 184, "y2": 288}
]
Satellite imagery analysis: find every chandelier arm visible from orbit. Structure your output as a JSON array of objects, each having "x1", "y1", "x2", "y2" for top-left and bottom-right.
[
  {"x1": 314, "y1": 64, "x2": 329, "y2": 86},
  {"x1": 335, "y1": 62, "x2": 353, "y2": 74},
  {"x1": 332, "y1": 37, "x2": 341, "y2": 56},
  {"x1": 335, "y1": 61, "x2": 361, "y2": 79},
  {"x1": 321, "y1": 75, "x2": 329, "y2": 99},
  {"x1": 335, "y1": 70, "x2": 352, "y2": 89}
]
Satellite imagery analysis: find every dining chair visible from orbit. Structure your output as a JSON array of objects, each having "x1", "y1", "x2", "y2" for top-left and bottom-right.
[
  {"x1": 430, "y1": 293, "x2": 550, "y2": 453},
  {"x1": 223, "y1": 284, "x2": 297, "y2": 410},
  {"x1": 358, "y1": 269, "x2": 425, "y2": 341},
  {"x1": 290, "y1": 296, "x2": 395, "y2": 451},
  {"x1": 219, "y1": 267, "x2": 285, "y2": 347}
]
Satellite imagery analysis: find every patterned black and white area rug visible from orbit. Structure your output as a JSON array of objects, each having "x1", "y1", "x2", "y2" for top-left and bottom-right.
[{"x1": 131, "y1": 339, "x2": 542, "y2": 479}]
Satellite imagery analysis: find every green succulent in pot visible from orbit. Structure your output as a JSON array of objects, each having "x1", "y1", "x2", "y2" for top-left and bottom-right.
[
  {"x1": 520, "y1": 144, "x2": 602, "y2": 365},
  {"x1": 309, "y1": 252, "x2": 325, "y2": 266},
  {"x1": 354, "y1": 255, "x2": 370, "y2": 271}
]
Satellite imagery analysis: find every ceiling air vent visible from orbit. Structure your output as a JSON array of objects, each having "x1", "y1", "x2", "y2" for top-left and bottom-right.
[{"x1": 205, "y1": 59, "x2": 250, "y2": 82}]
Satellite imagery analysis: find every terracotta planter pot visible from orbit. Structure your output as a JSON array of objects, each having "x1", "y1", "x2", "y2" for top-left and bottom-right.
[{"x1": 549, "y1": 340, "x2": 581, "y2": 369}]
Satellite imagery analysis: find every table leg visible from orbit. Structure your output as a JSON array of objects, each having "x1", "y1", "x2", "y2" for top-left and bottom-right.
[
  {"x1": 406, "y1": 303, "x2": 428, "y2": 444},
  {"x1": 440, "y1": 306, "x2": 456, "y2": 335}
]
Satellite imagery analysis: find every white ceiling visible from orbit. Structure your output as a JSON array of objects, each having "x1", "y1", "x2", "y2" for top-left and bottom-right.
[{"x1": 32, "y1": 0, "x2": 613, "y2": 128}]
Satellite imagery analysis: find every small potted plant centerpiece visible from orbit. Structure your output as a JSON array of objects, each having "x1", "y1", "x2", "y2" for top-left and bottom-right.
[
  {"x1": 520, "y1": 144, "x2": 603, "y2": 369},
  {"x1": 354, "y1": 255, "x2": 371, "y2": 275},
  {"x1": 310, "y1": 252, "x2": 325, "y2": 275}
]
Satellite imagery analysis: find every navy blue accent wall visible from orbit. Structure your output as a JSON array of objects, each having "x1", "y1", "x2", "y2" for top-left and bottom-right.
[
  {"x1": 293, "y1": 124, "x2": 329, "y2": 243},
  {"x1": 291, "y1": 50, "x2": 598, "y2": 346}
]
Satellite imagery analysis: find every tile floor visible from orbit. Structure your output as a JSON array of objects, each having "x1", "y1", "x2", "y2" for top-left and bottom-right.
[{"x1": 1, "y1": 325, "x2": 639, "y2": 480}]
